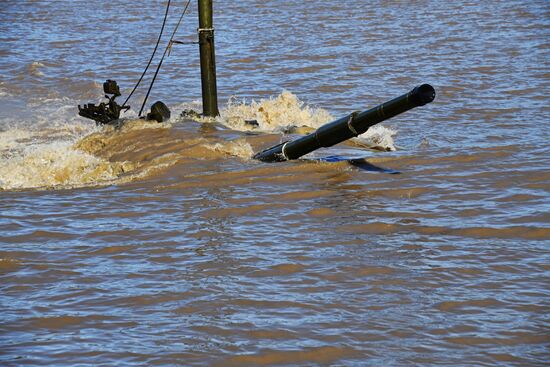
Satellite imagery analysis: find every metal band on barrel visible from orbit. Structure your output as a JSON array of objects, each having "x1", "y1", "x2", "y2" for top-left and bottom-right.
[
  {"x1": 347, "y1": 112, "x2": 359, "y2": 136},
  {"x1": 281, "y1": 142, "x2": 290, "y2": 160}
]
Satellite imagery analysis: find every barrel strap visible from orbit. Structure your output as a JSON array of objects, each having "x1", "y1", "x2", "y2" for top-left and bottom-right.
[
  {"x1": 281, "y1": 142, "x2": 290, "y2": 160},
  {"x1": 198, "y1": 27, "x2": 215, "y2": 33},
  {"x1": 347, "y1": 111, "x2": 360, "y2": 136}
]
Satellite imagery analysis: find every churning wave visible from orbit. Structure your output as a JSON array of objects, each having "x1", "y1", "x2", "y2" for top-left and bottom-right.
[{"x1": 0, "y1": 92, "x2": 397, "y2": 191}]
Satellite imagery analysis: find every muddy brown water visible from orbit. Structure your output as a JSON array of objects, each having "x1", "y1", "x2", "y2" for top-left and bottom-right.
[{"x1": 0, "y1": 0, "x2": 549, "y2": 366}]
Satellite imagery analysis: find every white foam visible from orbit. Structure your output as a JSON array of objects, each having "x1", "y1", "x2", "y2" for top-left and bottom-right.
[
  {"x1": 219, "y1": 91, "x2": 334, "y2": 132},
  {"x1": 353, "y1": 125, "x2": 397, "y2": 151},
  {"x1": 0, "y1": 86, "x2": 9, "y2": 98},
  {"x1": 0, "y1": 95, "x2": 126, "y2": 190},
  {"x1": 28, "y1": 61, "x2": 45, "y2": 77},
  {"x1": 213, "y1": 91, "x2": 397, "y2": 151},
  {"x1": 0, "y1": 140, "x2": 123, "y2": 190}
]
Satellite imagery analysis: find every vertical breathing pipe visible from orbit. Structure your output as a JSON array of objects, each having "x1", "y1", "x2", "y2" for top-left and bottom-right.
[{"x1": 198, "y1": 0, "x2": 219, "y2": 117}]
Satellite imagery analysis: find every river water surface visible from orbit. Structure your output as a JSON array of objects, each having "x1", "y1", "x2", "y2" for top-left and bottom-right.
[{"x1": 0, "y1": 0, "x2": 549, "y2": 366}]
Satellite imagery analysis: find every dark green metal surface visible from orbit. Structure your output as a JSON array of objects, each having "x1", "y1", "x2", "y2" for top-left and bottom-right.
[
  {"x1": 78, "y1": 80, "x2": 130, "y2": 125},
  {"x1": 146, "y1": 101, "x2": 171, "y2": 122},
  {"x1": 198, "y1": 0, "x2": 219, "y2": 117},
  {"x1": 253, "y1": 84, "x2": 436, "y2": 162}
]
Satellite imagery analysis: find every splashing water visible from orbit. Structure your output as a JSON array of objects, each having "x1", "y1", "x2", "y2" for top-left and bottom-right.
[
  {"x1": 352, "y1": 125, "x2": 397, "y2": 152},
  {"x1": 0, "y1": 121, "x2": 137, "y2": 191},
  {"x1": 28, "y1": 62, "x2": 46, "y2": 77},
  {"x1": 0, "y1": 112, "x2": 173, "y2": 191},
  {"x1": 220, "y1": 91, "x2": 334, "y2": 132},
  {"x1": 176, "y1": 91, "x2": 397, "y2": 152},
  {"x1": 203, "y1": 139, "x2": 255, "y2": 160},
  {"x1": 215, "y1": 91, "x2": 397, "y2": 151},
  {"x1": 0, "y1": 140, "x2": 129, "y2": 190},
  {"x1": 0, "y1": 91, "x2": 397, "y2": 191}
]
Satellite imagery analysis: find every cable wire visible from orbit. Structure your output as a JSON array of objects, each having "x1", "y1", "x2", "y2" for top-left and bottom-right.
[
  {"x1": 122, "y1": 0, "x2": 171, "y2": 108},
  {"x1": 138, "y1": 0, "x2": 191, "y2": 117}
]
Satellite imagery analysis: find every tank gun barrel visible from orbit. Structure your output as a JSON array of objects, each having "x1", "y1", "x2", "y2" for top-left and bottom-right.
[{"x1": 253, "y1": 84, "x2": 436, "y2": 162}]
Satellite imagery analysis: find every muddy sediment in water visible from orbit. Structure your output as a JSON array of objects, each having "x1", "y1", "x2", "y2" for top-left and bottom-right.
[{"x1": 0, "y1": 0, "x2": 548, "y2": 366}]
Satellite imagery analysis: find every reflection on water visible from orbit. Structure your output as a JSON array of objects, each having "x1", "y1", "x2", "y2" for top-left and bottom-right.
[{"x1": 0, "y1": 0, "x2": 549, "y2": 366}]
